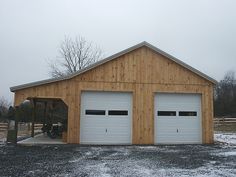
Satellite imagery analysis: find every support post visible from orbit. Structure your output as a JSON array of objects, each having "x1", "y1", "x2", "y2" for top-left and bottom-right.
[
  {"x1": 31, "y1": 99, "x2": 36, "y2": 137},
  {"x1": 51, "y1": 102, "x2": 54, "y2": 124},
  {"x1": 14, "y1": 106, "x2": 19, "y2": 145},
  {"x1": 43, "y1": 102, "x2": 47, "y2": 127}
]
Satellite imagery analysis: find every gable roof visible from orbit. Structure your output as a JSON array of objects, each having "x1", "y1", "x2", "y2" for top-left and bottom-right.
[{"x1": 10, "y1": 41, "x2": 217, "y2": 92}]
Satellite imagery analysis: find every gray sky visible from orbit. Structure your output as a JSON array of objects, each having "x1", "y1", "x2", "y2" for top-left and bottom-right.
[{"x1": 1, "y1": 0, "x2": 236, "y2": 103}]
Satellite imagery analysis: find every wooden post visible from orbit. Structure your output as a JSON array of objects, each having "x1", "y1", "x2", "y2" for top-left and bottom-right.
[
  {"x1": 43, "y1": 102, "x2": 47, "y2": 127},
  {"x1": 31, "y1": 99, "x2": 36, "y2": 137},
  {"x1": 51, "y1": 102, "x2": 54, "y2": 124},
  {"x1": 14, "y1": 106, "x2": 19, "y2": 145}
]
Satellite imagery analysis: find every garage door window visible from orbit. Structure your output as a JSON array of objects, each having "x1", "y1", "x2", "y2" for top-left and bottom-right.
[
  {"x1": 108, "y1": 110, "x2": 128, "y2": 116},
  {"x1": 85, "y1": 110, "x2": 106, "y2": 115},
  {"x1": 158, "y1": 111, "x2": 176, "y2": 116},
  {"x1": 179, "y1": 111, "x2": 197, "y2": 116}
]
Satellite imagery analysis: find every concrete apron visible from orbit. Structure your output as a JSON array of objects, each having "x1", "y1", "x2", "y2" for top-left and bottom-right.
[{"x1": 18, "y1": 133, "x2": 65, "y2": 145}]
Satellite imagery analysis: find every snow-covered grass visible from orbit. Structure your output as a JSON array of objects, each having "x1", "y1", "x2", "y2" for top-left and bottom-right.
[
  {"x1": 0, "y1": 133, "x2": 6, "y2": 144},
  {"x1": 214, "y1": 132, "x2": 236, "y2": 145}
]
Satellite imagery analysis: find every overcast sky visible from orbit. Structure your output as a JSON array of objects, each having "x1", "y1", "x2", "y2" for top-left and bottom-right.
[{"x1": 1, "y1": 0, "x2": 236, "y2": 103}]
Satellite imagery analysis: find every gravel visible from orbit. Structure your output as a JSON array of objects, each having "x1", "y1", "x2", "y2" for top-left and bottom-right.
[
  {"x1": 0, "y1": 133, "x2": 236, "y2": 177},
  {"x1": 0, "y1": 143, "x2": 236, "y2": 177}
]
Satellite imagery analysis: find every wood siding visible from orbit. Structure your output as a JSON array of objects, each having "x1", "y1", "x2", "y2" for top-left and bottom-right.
[{"x1": 14, "y1": 46, "x2": 214, "y2": 144}]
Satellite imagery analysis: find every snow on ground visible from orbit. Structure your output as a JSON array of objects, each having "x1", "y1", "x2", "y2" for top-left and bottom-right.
[
  {"x1": 0, "y1": 132, "x2": 7, "y2": 144},
  {"x1": 0, "y1": 133, "x2": 236, "y2": 176},
  {"x1": 214, "y1": 132, "x2": 236, "y2": 145},
  {"x1": 216, "y1": 151, "x2": 236, "y2": 156},
  {"x1": 67, "y1": 144, "x2": 236, "y2": 177}
]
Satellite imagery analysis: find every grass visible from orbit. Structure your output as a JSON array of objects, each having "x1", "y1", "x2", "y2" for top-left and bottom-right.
[{"x1": 214, "y1": 123, "x2": 236, "y2": 132}]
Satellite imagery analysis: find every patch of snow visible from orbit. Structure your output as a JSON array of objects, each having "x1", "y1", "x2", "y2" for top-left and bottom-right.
[
  {"x1": 209, "y1": 161, "x2": 217, "y2": 164},
  {"x1": 135, "y1": 146, "x2": 183, "y2": 153},
  {"x1": 192, "y1": 163, "x2": 236, "y2": 177},
  {"x1": 215, "y1": 151, "x2": 236, "y2": 156},
  {"x1": 0, "y1": 133, "x2": 7, "y2": 144},
  {"x1": 98, "y1": 163, "x2": 111, "y2": 177},
  {"x1": 136, "y1": 146, "x2": 157, "y2": 150},
  {"x1": 85, "y1": 151, "x2": 92, "y2": 156},
  {"x1": 91, "y1": 147, "x2": 103, "y2": 151},
  {"x1": 107, "y1": 152, "x2": 119, "y2": 157},
  {"x1": 148, "y1": 165, "x2": 236, "y2": 177},
  {"x1": 112, "y1": 147, "x2": 130, "y2": 155},
  {"x1": 68, "y1": 159, "x2": 81, "y2": 163},
  {"x1": 76, "y1": 162, "x2": 111, "y2": 177},
  {"x1": 17, "y1": 133, "x2": 65, "y2": 145},
  {"x1": 136, "y1": 167, "x2": 153, "y2": 176},
  {"x1": 214, "y1": 133, "x2": 236, "y2": 145},
  {"x1": 0, "y1": 140, "x2": 6, "y2": 145}
]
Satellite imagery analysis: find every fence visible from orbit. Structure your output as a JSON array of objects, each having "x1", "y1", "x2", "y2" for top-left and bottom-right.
[
  {"x1": 17, "y1": 123, "x2": 43, "y2": 136},
  {"x1": 214, "y1": 117, "x2": 236, "y2": 124},
  {"x1": 0, "y1": 122, "x2": 8, "y2": 143},
  {"x1": 214, "y1": 117, "x2": 236, "y2": 132},
  {"x1": 0, "y1": 122, "x2": 43, "y2": 143}
]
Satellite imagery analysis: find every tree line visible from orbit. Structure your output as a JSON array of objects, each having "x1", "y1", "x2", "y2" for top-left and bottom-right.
[
  {"x1": 0, "y1": 100, "x2": 35, "y2": 122},
  {"x1": 0, "y1": 100, "x2": 68, "y2": 123},
  {"x1": 214, "y1": 71, "x2": 236, "y2": 117}
]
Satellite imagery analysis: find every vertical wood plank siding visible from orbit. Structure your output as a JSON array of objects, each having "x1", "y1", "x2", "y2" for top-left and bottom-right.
[{"x1": 14, "y1": 47, "x2": 214, "y2": 144}]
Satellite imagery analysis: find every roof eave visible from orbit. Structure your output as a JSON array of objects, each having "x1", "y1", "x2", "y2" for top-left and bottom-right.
[{"x1": 10, "y1": 76, "x2": 69, "y2": 92}]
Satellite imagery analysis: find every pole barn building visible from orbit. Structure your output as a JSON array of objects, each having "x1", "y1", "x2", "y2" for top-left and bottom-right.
[{"x1": 10, "y1": 42, "x2": 217, "y2": 144}]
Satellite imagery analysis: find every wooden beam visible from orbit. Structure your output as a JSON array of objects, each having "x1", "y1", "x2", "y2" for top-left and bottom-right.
[
  {"x1": 51, "y1": 102, "x2": 54, "y2": 123},
  {"x1": 31, "y1": 99, "x2": 36, "y2": 137},
  {"x1": 43, "y1": 101, "x2": 47, "y2": 127},
  {"x1": 14, "y1": 106, "x2": 19, "y2": 145}
]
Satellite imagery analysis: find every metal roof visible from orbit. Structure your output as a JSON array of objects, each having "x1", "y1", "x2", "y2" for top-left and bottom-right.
[{"x1": 10, "y1": 41, "x2": 217, "y2": 92}]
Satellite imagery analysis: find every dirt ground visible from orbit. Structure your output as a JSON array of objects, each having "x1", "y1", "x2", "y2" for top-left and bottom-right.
[{"x1": 0, "y1": 141, "x2": 236, "y2": 177}]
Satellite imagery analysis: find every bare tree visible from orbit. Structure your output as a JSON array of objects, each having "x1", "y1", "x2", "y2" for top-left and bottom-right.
[
  {"x1": 0, "y1": 97, "x2": 11, "y2": 119},
  {"x1": 49, "y1": 36, "x2": 103, "y2": 78},
  {"x1": 214, "y1": 70, "x2": 236, "y2": 117}
]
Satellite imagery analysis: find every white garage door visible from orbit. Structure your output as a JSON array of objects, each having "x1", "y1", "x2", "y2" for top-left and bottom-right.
[
  {"x1": 80, "y1": 91, "x2": 132, "y2": 144},
  {"x1": 155, "y1": 93, "x2": 202, "y2": 144}
]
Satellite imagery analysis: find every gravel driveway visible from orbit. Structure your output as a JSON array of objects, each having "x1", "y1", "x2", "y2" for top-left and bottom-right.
[{"x1": 0, "y1": 141, "x2": 236, "y2": 177}]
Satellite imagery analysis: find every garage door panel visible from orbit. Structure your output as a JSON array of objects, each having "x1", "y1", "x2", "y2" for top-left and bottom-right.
[
  {"x1": 81, "y1": 131, "x2": 105, "y2": 136},
  {"x1": 105, "y1": 125, "x2": 130, "y2": 129},
  {"x1": 104, "y1": 126, "x2": 130, "y2": 132},
  {"x1": 157, "y1": 136, "x2": 200, "y2": 144},
  {"x1": 155, "y1": 93, "x2": 202, "y2": 144},
  {"x1": 85, "y1": 104, "x2": 130, "y2": 110},
  {"x1": 80, "y1": 91, "x2": 132, "y2": 144},
  {"x1": 158, "y1": 106, "x2": 199, "y2": 111},
  {"x1": 156, "y1": 137, "x2": 181, "y2": 144}
]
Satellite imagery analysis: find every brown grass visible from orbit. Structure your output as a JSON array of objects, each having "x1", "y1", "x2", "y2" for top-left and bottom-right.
[{"x1": 214, "y1": 123, "x2": 236, "y2": 132}]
